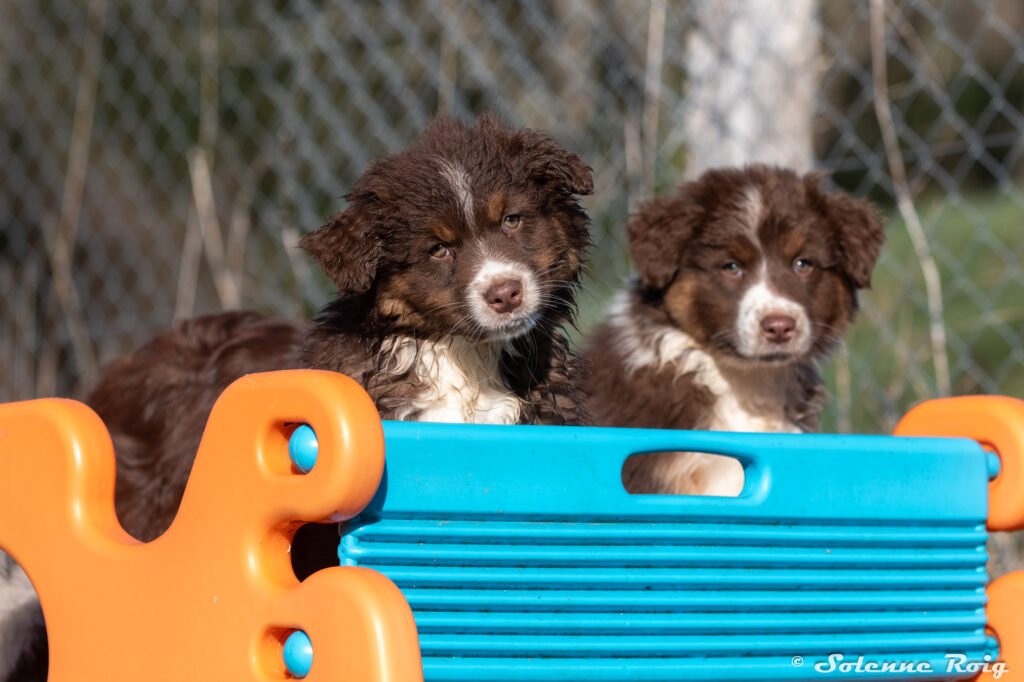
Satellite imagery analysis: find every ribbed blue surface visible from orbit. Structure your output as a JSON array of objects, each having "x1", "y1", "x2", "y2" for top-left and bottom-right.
[{"x1": 339, "y1": 423, "x2": 997, "y2": 681}]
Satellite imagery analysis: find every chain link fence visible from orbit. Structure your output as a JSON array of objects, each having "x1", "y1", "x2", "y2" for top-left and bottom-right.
[{"x1": 2, "y1": 0, "x2": 1023, "y2": 571}]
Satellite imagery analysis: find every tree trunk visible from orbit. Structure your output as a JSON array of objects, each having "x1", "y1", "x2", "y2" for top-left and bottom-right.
[{"x1": 684, "y1": 0, "x2": 819, "y2": 177}]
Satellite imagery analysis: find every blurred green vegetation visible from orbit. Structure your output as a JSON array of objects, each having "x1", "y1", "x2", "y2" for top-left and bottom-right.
[
  {"x1": 822, "y1": 188, "x2": 1024, "y2": 433},
  {"x1": 573, "y1": 187, "x2": 1024, "y2": 436}
]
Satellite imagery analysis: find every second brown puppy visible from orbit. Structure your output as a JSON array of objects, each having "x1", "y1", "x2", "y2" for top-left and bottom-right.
[{"x1": 583, "y1": 165, "x2": 884, "y2": 496}]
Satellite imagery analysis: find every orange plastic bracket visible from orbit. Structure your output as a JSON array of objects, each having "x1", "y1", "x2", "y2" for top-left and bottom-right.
[
  {"x1": 978, "y1": 571, "x2": 1024, "y2": 682},
  {"x1": 894, "y1": 396, "x2": 1024, "y2": 681},
  {"x1": 0, "y1": 370, "x2": 423, "y2": 681},
  {"x1": 894, "y1": 396, "x2": 1024, "y2": 532}
]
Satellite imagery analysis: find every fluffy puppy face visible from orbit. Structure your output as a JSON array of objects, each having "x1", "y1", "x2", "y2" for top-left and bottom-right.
[
  {"x1": 300, "y1": 114, "x2": 592, "y2": 342},
  {"x1": 629, "y1": 165, "x2": 884, "y2": 364}
]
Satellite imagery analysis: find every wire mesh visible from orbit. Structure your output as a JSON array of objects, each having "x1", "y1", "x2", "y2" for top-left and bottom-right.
[{"x1": 2, "y1": 0, "x2": 1022, "y2": 570}]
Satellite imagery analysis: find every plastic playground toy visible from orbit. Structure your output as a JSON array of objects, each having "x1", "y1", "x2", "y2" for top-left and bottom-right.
[
  {"x1": 1, "y1": 369, "x2": 1022, "y2": 681},
  {"x1": 0, "y1": 371, "x2": 422, "y2": 682}
]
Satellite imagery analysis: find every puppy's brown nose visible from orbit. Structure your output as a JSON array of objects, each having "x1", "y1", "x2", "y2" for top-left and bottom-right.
[
  {"x1": 761, "y1": 314, "x2": 796, "y2": 343},
  {"x1": 484, "y1": 279, "x2": 523, "y2": 314}
]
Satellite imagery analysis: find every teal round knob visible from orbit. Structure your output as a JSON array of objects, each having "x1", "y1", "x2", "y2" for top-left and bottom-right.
[
  {"x1": 283, "y1": 629, "x2": 313, "y2": 678},
  {"x1": 288, "y1": 424, "x2": 318, "y2": 474}
]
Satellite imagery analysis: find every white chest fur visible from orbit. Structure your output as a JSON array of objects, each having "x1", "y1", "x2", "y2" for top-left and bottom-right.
[
  {"x1": 610, "y1": 295, "x2": 802, "y2": 496},
  {"x1": 703, "y1": 364, "x2": 802, "y2": 435},
  {"x1": 610, "y1": 293, "x2": 801, "y2": 435},
  {"x1": 383, "y1": 336, "x2": 523, "y2": 425}
]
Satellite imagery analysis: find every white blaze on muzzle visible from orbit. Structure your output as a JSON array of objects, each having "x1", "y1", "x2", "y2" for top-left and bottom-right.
[
  {"x1": 735, "y1": 270, "x2": 811, "y2": 358},
  {"x1": 468, "y1": 258, "x2": 539, "y2": 339}
]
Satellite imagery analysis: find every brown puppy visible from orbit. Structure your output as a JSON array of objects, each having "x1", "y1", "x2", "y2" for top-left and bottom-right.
[
  {"x1": 583, "y1": 165, "x2": 883, "y2": 496},
  {"x1": 87, "y1": 114, "x2": 593, "y2": 545}
]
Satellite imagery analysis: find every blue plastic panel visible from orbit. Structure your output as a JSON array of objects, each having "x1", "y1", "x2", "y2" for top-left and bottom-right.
[{"x1": 339, "y1": 423, "x2": 996, "y2": 681}]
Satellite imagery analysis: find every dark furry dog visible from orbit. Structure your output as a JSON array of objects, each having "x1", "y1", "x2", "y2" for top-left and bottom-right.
[
  {"x1": 90, "y1": 312, "x2": 309, "y2": 541},
  {"x1": 583, "y1": 165, "x2": 884, "y2": 496},
  {"x1": 0, "y1": 115, "x2": 592, "y2": 680},
  {"x1": 96, "y1": 113, "x2": 592, "y2": 543}
]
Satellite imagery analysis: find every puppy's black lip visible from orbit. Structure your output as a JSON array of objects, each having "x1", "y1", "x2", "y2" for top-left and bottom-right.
[
  {"x1": 709, "y1": 334, "x2": 807, "y2": 365},
  {"x1": 753, "y1": 352, "x2": 798, "y2": 363},
  {"x1": 482, "y1": 313, "x2": 539, "y2": 341},
  {"x1": 715, "y1": 344, "x2": 801, "y2": 365}
]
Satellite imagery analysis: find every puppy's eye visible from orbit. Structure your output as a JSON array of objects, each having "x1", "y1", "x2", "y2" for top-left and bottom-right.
[
  {"x1": 793, "y1": 258, "x2": 814, "y2": 275},
  {"x1": 721, "y1": 262, "x2": 743, "y2": 277},
  {"x1": 502, "y1": 214, "x2": 522, "y2": 233},
  {"x1": 429, "y1": 244, "x2": 451, "y2": 259}
]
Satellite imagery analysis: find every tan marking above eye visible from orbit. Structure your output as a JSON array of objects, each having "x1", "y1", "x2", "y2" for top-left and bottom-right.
[
  {"x1": 718, "y1": 235, "x2": 759, "y2": 262},
  {"x1": 431, "y1": 222, "x2": 457, "y2": 244},
  {"x1": 486, "y1": 193, "x2": 505, "y2": 222},
  {"x1": 781, "y1": 229, "x2": 808, "y2": 256}
]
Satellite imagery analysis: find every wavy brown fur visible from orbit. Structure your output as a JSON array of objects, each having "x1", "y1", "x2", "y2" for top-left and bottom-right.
[{"x1": 93, "y1": 114, "x2": 593, "y2": 542}]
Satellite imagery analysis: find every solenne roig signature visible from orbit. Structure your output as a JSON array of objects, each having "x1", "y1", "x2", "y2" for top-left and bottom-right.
[{"x1": 799, "y1": 653, "x2": 1007, "y2": 678}]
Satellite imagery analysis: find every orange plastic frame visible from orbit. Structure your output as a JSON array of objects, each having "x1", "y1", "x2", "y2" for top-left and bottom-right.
[
  {"x1": 0, "y1": 370, "x2": 423, "y2": 681},
  {"x1": 895, "y1": 396, "x2": 1024, "y2": 682}
]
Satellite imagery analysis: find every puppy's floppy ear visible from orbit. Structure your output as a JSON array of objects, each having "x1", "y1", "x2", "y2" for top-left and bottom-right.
[
  {"x1": 628, "y1": 189, "x2": 702, "y2": 291},
  {"x1": 806, "y1": 174, "x2": 885, "y2": 288},
  {"x1": 300, "y1": 201, "x2": 382, "y2": 295},
  {"x1": 516, "y1": 128, "x2": 594, "y2": 196}
]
